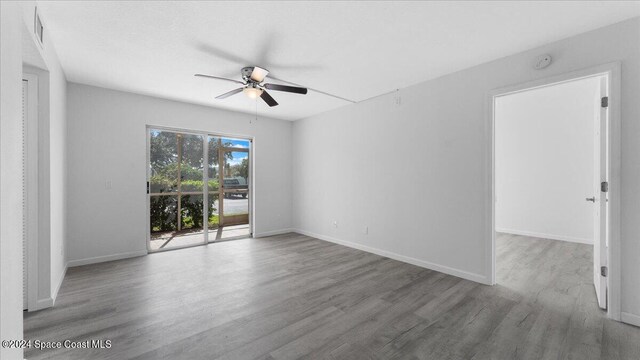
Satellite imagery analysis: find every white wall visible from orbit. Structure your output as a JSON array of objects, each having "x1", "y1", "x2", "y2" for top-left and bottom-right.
[
  {"x1": 292, "y1": 18, "x2": 640, "y2": 319},
  {"x1": 1, "y1": 1, "x2": 25, "y2": 359},
  {"x1": 495, "y1": 77, "x2": 600, "y2": 244},
  {"x1": 21, "y1": 1, "x2": 69, "y2": 305},
  {"x1": 66, "y1": 83, "x2": 293, "y2": 264}
]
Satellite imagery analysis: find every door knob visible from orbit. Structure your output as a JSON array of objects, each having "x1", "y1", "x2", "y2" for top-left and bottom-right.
[{"x1": 586, "y1": 197, "x2": 596, "y2": 202}]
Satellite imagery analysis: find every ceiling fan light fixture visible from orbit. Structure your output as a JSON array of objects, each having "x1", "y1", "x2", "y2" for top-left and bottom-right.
[
  {"x1": 243, "y1": 87, "x2": 264, "y2": 99},
  {"x1": 249, "y1": 66, "x2": 269, "y2": 82}
]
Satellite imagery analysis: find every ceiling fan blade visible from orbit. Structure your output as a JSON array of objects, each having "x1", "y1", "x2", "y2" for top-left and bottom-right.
[
  {"x1": 195, "y1": 74, "x2": 245, "y2": 85},
  {"x1": 215, "y1": 87, "x2": 244, "y2": 99},
  {"x1": 268, "y1": 74, "x2": 355, "y2": 103},
  {"x1": 196, "y1": 43, "x2": 250, "y2": 65},
  {"x1": 264, "y1": 83, "x2": 308, "y2": 95},
  {"x1": 250, "y1": 66, "x2": 269, "y2": 82},
  {"x1": 260, "y1": 90, "x2": 279, "y2": 107}
]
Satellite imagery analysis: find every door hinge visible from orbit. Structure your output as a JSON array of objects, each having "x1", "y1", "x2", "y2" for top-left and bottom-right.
[
  {"x1": 601, "y1": 181, "x2": 608, "y2": 193},
  {"x1": 601, "y1": 96, "x2": 609, "y2": 108},
  {"x1": 147, "y1": 181, "x2": 150, "y2": 194},
  {"x1": 601, "y1": 266, "x2": 608, "y2": 277}
]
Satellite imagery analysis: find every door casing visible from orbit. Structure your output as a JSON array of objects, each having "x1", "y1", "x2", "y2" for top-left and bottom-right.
[
  {"x1": 22, "y1": 74, "x2": 39, "y2": 312},
  {"x1": 486, "y1": 62, "x2": 622, "y2": 321}
]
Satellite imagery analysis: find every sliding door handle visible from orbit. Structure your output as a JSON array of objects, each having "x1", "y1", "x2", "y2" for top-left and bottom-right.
[{"x1": 586, "y1": 197, "x2": 596, "y2": 202}]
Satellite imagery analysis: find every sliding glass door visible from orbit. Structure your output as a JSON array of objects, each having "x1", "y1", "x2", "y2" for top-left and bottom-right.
[
  {"x1": 148, "y1": 130, "x2": 206, "y2": 250},
  {"x1": 147, "y1": 128, "x2": 251, "y2": 251},
  {"x1": 208, "y1": 137, "x2": 251, "y2": 241}
]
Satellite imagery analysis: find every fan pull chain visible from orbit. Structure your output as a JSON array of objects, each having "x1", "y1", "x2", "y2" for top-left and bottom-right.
[{"x1": 251, "y1": 98, "x2": 257, "y2": 124}]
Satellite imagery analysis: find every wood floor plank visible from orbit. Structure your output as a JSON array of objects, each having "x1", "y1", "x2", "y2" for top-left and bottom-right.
[{"x1": 23, "y1": 232, "x2": 640, "y2": 359}]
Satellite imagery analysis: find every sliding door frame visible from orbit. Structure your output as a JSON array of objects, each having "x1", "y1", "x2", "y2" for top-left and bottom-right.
[{"x1": 145, "y1": 125, "x2": 254, "y2": 253}]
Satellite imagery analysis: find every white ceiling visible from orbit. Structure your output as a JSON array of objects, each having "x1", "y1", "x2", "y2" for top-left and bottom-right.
[{"x1": 38, "y1": 1, "x2": 640, "y2": 121}]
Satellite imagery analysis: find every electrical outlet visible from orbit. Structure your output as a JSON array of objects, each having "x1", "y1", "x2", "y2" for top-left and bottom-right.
[
  {"x1": 333, "y1": 220, "x2": 338, "y2": 228},
  {"x1": 105, "y1": 180, "x2": 112, "y2": 190},
  {"x1": 363, "y1": 225, "x2": 368, "y2": 235}
]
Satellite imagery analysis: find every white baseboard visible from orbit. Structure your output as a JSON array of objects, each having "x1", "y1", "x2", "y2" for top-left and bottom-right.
[
  {"x1": 621, "y1": 312, "x2": 640, "y2": 328},
  {"x1": 253, "y1": 228, "x2": 294, "y2": 238},
  {"x1": 51, "y1": 263, "x2": 68, "y2": 306},
  {"x1": 496, "y1": 228, "x2": 593, "y2": 245},
  {"x1": 67, "y1": 250, "x2": 147, "y2": 267},
  {"x1": 292, "y1": 229, "x2": 490, "y2": 285}
]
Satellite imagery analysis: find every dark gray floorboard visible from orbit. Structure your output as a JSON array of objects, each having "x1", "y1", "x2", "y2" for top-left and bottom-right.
[{"x1": 23, "y1": 232, "x2": 640, "y2": 359}]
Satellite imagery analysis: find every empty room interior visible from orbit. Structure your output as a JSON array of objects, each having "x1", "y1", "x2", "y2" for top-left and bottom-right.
[{"x1": 1, "y1": 1, "x2": 640, "y2": 359}]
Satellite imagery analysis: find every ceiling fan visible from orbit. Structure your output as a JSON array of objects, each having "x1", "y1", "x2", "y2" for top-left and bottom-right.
[{"x1": 195, "y1": 66, "x2": 307, "y2": 107}]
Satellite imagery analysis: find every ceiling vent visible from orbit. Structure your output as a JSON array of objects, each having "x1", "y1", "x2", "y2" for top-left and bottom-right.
[{"x1": 34, "y1": 7, "x2": 44, "y2": 47}]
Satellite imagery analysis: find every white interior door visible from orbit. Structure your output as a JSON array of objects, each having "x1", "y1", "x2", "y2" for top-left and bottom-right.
[{"x1": 592, "y1": 76, "x2": 608, "y2": 310}]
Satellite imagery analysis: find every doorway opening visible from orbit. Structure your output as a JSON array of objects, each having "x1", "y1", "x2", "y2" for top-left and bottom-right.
[
  {"x1": 147, "y1": 127, "x2": 252, "y2": 252},
  {"x1": 489, "y1": 63, "x2": 621, "y2": 320}
]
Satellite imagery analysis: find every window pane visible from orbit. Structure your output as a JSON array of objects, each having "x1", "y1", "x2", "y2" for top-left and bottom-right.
[
  {"x1": 179, "y1": 133, "x2": 204, "y2": 191},
  {"x1": 149, "y1": 130, "x2": 178, "y2": 193},
  {"x1": 221, "y1": 149, "x2": 249, "y2": 228},
  {"x1": 149, "y1": 195, "x2": 178, "y2": 250},
  {"x1": 221, "y1": 137, "x2": 250, "y2": 149},
  {"x1": 222, "y1": 151, "x2": 249, "y2": 191},
  {"x1": 208, "y1": 136, "x2": 220, "y2": 191},
  {"x1": 208, "y1": 193, "x2": 220, "y2": 230},
  {"x1": 181, "y1": 194, "x2": 204, "y2": 231}
]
